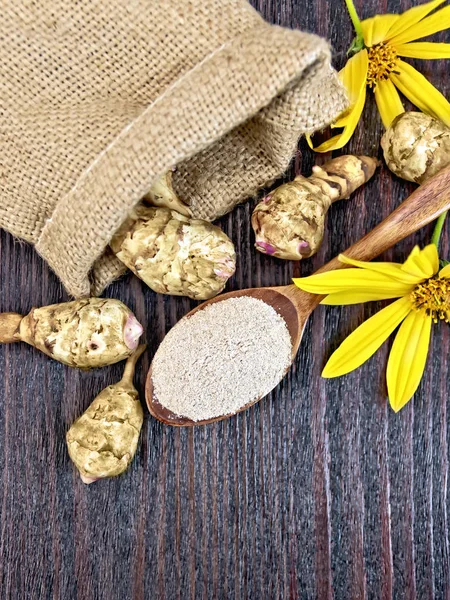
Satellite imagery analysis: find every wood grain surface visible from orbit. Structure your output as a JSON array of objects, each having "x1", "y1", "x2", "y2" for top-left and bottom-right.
[{"x1": 1, "y1": 1, "x2": 449, "y2": 598}]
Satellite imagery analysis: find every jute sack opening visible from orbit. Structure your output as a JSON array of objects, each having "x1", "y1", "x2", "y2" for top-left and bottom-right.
[{"x1": 0, "y1": 0, "x2": 347, "y2": 298}]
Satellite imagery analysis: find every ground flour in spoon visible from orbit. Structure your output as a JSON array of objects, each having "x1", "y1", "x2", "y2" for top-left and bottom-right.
[{"x1": 151, "y1": 296, "x2": 292, "y2": 421}]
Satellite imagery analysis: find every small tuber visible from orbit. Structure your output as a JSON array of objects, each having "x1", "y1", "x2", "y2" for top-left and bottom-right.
[
  {"x1": 251, "y1": 155, "x2": 378, "y2": 260},
  {"x1": 381, "y1": 112, "x2": 450, "y2": 184},
  {"x1": 0, "y1": 298, "x2": 143, "y2": 368},
  {"x1": 110, "y1": 206, "x2": 236, "y2": 300},
  {"x1": 66, "y1": 344, "x2": 146, "y2": 484},
  {"x1": 144, "y1": 170, "x2": 192, "y2": 217}
]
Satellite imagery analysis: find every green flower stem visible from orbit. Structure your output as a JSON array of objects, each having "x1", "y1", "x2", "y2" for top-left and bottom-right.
[
  {"x1": 431, "y1": 211, "x2": 448, "y2": 248},
  {"x1": 344, "y1": 0, "x2": 365, "y2": 50}
]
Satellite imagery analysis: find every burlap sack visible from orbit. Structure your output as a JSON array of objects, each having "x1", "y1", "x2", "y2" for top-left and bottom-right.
[{"x1": 0, "y1": 0, "x2": 347, "y2": 298}]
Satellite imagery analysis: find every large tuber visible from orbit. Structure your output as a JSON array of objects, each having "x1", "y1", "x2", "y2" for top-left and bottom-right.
[
  {"x1": 67, "y1": 344, "x2": 146, "y2": 484},
  {"x1": 0, "y1": 298, "x2": 143, "y2": 368},
  {"x1": 110, "y1": 206, "x2": 236, "y2": 300},
  {"x1": 252, "y1": 155, "x2": 378, "y2": 260},
  {"x1": 381, "y1": 112, "x2": 450, "y2": 184}
]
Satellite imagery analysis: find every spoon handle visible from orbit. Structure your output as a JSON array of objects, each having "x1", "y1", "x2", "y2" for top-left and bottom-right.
[{"x1": 315, "y1": 163, "x2": 450, "y2": 275}]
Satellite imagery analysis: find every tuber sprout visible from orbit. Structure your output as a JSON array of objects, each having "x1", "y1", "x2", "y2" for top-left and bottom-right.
[
  {"x1": 0, "y1": 298, "x2": 143, "y2": 368},
  {"x1": 251, "y1": 155, "x2": 378, "y2": 260},
  {"x1": 66, "y1": 344, "x2": 146, "y2": 484}
]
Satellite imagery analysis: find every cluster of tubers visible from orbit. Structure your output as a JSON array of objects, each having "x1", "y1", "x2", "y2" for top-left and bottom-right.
[
  {"x1": 251, "y1": 113, "x2": 450, "y2": 262},
  {"x1": 0, "y1": 156, "x2": 379, "y2": 483},
  {"x1": 2, "y1": 110, "x2": 448, "y2": 484},
  {"x1": 0, "y1": 298, "x2": 145, "y2": 484},
  {"x1": 109, "y1": 157, "x2": 378, "y2": 295}
]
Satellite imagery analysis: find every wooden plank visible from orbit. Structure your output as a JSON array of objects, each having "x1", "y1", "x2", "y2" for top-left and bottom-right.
[{"x1": 1, "y1": 0, "x2": 449, "y2": 598}]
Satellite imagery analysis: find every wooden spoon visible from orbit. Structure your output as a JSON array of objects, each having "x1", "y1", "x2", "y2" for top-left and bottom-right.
[{"x1": 146, "y1": 164, "x2": 450, "y2": 426}]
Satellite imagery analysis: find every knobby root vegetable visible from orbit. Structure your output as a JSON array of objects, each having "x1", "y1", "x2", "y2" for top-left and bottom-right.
[
  {"x1": 66, "y1": 344, "x2": 146, "y2": 484},
  {"x1": 251, "y1": 155, "x2": 378, "y2": 260},
  {"x1": 144, "y1": 170, "x2": 192, "y2": 217},
  {"x1": 0, "y1": 298, "x2": 143, "y2": 368},
  {"x1": 381, "y1": 112, "x2": 450, "y2": 184},
  {"x1": 110, "y1": 206, "x2": 236, "y2": 300}
]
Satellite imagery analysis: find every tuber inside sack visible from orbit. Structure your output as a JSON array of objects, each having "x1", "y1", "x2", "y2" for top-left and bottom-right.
[{"x1": 111, "y1": 206, "x2": 236, "y2": 300}]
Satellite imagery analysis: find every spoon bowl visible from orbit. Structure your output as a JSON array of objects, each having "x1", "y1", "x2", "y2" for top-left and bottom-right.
[
  {"x1": 146, "y1": 285, "x2": 316, "y2": 426},
  {"x1": 146, "y1": 163, "x2": 450, "y2": 426}
]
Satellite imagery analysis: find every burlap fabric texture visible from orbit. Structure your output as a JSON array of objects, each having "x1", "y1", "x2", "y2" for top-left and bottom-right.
[{"x1": 1, "y1": 0, "x2": 348, "y2": 298}]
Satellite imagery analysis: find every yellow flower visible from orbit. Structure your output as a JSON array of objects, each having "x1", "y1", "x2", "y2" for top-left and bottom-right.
[
  {"x1": 293, "y1": 244, "x2": 450, "y2": 411},
  {"x1": 310, "y1": 0, "x2": 450, "y2": 152}
]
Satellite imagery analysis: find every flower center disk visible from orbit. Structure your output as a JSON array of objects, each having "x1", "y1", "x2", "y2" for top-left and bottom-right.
[
  {"x1": 410, "y1": 277, "x2": 450, "y2": 323},
  {"x1": 366, "y1": 43, "x2": 398, "y2": 88}
]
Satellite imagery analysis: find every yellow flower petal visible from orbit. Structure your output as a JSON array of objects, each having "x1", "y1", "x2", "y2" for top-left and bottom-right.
[
  {"x1": 331, "y1": 108, "x2": 352, "y2": 129},
  {"x1": 390, "y1": 60, "x2": 450, "y2": 126},
  {"x1": 386, "y1": 310, "x2": 432, "y2": 412},
  {"x1": 388, "y1": 5, "x2": 450, "y2": 46},
  {"x1": 293, "y1": 269, "x2": 415, "y2": 297},
  {"x1": 321, "y1": 290, "x2": 412, "y2": 305},
  {"x1": 322, "y1": 297, "x2": 412, "y2": 378},
  {"x1": 385, "y1": 0, "x2": 447, "y2": 43},
  {"x1": 403, "y1": 245, "x2": 420, "y2": 262},
  {"x1": 422, "y1": 243, "x2": 441, "y2": 275},
  {"x1": 341, "y1": 52, "x2": 368, "y2": 99},
  {"x1": 439, "y1": 263, "x2": 450, "y2": 278},
  {"x1": 309, "y1": 50, "x2": 368, "y2": 152},
  {"x1": 401, "y1": 243, "x2": 439, "y2": 278},
  {"x1": 374, "y1": 78, "x2": 405, "y2": 127},
  {"x1": 396, "y1": 41, "x2": 450, "y2": 59},
  {"x1": 362, "y1": 14, "x2": 400, "y2": 47},
  {"x1": 338, "y1": 254, "x2": 423, "y2": 284},
  {"x1": 308, "y1": 101, "x2": 366, "y2": 152},
  {"x1": 308, "y1": 90, "x2": 365, "y2": 152}
]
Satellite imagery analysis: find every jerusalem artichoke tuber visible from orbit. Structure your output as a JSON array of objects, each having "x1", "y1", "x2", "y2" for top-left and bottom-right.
[
  {"x1": 66, "y1": 344, "x2": 146, "y2": 484},
  {"x1": 252, "y1": 155, "x2": 378, "y2": 260},
  {"x1": 381, "y1": 112, "x2": 450, "y2": 184},
  {"x1": 110, "y1": 206, "x2": 236, "y2": 300},
  {"x1": 0, "y1": 298, "x2": 143, "y2": 368},
  {"x1": 144, "y1": 170, "x2": 192, "y2": 217}
]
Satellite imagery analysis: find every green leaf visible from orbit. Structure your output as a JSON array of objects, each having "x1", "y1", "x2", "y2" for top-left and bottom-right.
[{"x1": 348, "y1": 36, "x2": 366, "y2": 55}]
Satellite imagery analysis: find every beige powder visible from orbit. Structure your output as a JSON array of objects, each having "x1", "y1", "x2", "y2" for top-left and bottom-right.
[{"x1": 151, "y1": 296, "x2": 292, "y2": 421}]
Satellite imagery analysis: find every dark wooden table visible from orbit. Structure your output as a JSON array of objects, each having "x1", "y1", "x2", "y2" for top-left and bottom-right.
[{"x1": 1, "y1": 1, "x2": 450, "y2": 598}]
